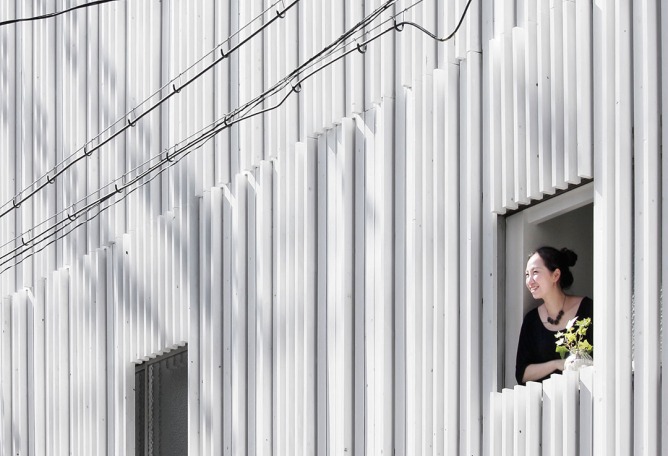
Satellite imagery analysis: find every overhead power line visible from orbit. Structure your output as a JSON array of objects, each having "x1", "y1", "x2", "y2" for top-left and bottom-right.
[
  {"x1": 0, "y1": 0, "x2": 298, "y2": 220},
  {"x1": 0, "y1": 0, "x2": 120, "y2": 27},
  {"x1": 0, "y1": 0, "x2": 475, "y2": 275}
]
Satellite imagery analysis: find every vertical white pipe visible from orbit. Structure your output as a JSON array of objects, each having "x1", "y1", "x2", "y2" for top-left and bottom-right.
[
  {"x1": 549, "y1": 0, "x2": 566, "y2": 189},
  {"x1": 632, "y1": 0, "x2": 660, "y2": 453},
  {"x1": 537, "y1": 0, "x2": 553, "y2": 195},
  {"x1": 512, "y1": 28, "x2": 528, "y2": 205}
]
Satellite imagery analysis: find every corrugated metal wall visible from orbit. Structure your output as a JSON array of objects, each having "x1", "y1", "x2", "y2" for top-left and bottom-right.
[{"x1": 0, "y1": 0, "x2": 667, "y2": 455}]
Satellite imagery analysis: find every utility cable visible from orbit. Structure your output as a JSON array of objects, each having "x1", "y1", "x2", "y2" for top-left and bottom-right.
[
  {"x1": 0, "y1": 0, "x2": 446, "y2": 265},
  {"x1": 0, "y1": 0, "x2": 120, "y2": 27},
  {"x1": 0, "y1": 0, "x2": 475, "y2": 273},
  {"x1": 0, "y1": 0, "x2": 298, "y2": 220},
  {"x1": 0, "y1": 0, "x2": 401, "y2": 264}
]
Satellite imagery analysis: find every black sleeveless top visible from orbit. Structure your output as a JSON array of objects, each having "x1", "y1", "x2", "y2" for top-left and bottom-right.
[{"x1": 515, "y1": 297, "x2": 593, "y2": 384}]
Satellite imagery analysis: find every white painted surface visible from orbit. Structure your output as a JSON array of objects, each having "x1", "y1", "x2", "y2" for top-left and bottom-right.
[{"x1": 0, "y1": 0, "x2": 665, "y2": 455}]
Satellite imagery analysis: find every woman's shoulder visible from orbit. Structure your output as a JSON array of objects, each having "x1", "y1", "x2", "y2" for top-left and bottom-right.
[
  {"x1": 576, "y1": 296, "x2": 593, "y2": 317},
  {"x1": 522, "y1": 306, "x2": 542, "y2": 324}
]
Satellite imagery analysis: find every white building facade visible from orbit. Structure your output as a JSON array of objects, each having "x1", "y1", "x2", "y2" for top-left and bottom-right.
[{"x1": 0, "y1": 0, "x2": 665, "y2": 454}]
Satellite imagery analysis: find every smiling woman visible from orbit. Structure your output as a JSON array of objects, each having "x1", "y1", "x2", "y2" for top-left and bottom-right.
[{"x1": 515, "y1": 246, "x2": 594, "y2": 385}]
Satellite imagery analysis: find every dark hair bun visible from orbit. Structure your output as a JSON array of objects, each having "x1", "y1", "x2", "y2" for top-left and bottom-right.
[
  {"x1": 560, "y1": 248, "x2": 578, "y2": 267},
  {"x1": 532, "y1": 246, "x2": 578, "y2": 290}
]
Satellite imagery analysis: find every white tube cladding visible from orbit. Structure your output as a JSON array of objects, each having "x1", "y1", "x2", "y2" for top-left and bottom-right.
[{"x1": 0, "y1": 0, "x2": 664, "y2": 455}]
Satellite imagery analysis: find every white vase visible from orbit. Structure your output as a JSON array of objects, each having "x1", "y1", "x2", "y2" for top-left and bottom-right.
[{"x1": 564, "y1": 350, "x2": 593, "y2": 371}]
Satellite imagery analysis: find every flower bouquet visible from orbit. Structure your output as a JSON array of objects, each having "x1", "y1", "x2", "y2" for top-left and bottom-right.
[{"x1": 555, "y1": 316, "x2": 593, "y2": 371}]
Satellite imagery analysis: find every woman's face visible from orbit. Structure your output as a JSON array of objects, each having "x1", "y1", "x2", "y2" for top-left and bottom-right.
[{"x1": 525, "y1": 253, "x2": 560, "y2": 299}]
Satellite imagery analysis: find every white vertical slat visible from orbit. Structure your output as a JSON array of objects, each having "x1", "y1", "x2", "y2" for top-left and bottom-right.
[
  {"x1": 147, "y1": 0, "x2": 163, "y2": 212},
  {"x1": 230, "y1": 174, "x2": 248, "y2": 454},
  {"x1": 56, "y1": 269, "x2": 71, "y2": 456},
  {"x1": 542, "y1": 376, "x2": 563, "y2": 456},
  {"x1": 355, "y1": 111, "x2": 366, "y2": 456},
  {"x1": 104, "y1": 247, "x2": 114, "y2": 456},
  {"x1": 11, "y1": 292, "x2": 28, "y2": 456},
  {"x1": 33, "y1": 0, "x2": 56, "y2": 280},
  {"x1": 298, "y1": 0, "x2": 314, "y2": 137},
  {"x1": 86, "y1": 2, "x2": 100, "y2": 251},
  {"x1": 461, "y1": 54, "x2": 483, "y2": 456},
  {"x1": 330, "y1": 3, "x2": 345, "y2": 124},
  {"x1": 561, "y1": 0, "x2": 578, "y2": 184},
  {"x1": 320, "y1": 2, "x2": 334, "y2": 130},
  {"x1": 549, "y1": 0, "x2": 565, "y2": 189},
  {"x1": 614, "y1": 0, "x2": 635, "y2": 454},
  {"x1": 213, "y1": 0, "x2": 231, "y2": 183},
  {"x1": 84, "y1": 253, "x2": 94, "y2": 456},
  {"x1": 199, "y1": 190, "x2": 213, "y2": 456},
  {"x1": 512, "y1": 28, "x2": 529, "y2": 206},
  {"x1": 187, "y1": 211, "x2": 201, "y2": 456},
  {"x1": 575, "y1": 0, "x2": 593, "y2": 178},
  {"x1": 562, "y1": 370, "x2": 579, "y2": 455},
  {"x1": 1, "y1": 296, "x2": 12, "y2": 456},
  {"x1": 537, "y1": 0, "x2": 553, "y2": 195},
  {"x1": 393, "y1": 85, "x2": 408, "y2": 456},
  {"x1": 135, "y1": 219, "x2": 146, "y2": 361},
  {"x1": 488, "y1": 38, "x2": 503, "y2": 213},
  {"x1": 380, "y1": 101, "x2": 395, "y2": 455},
  {"x1": 79, "y1": 255, "x2": 89, "y2": 456},
  {"x1": 146, "y1": 214, "x2": 157, "y2": 358},
  {"x1": 500, "y1": 33, "x2": 517, "y2": 210},
  {"x1": 272, "y1": 149, "x2": 284, "y2": 456},
  {"x1": 315, "y1": 133, "x2": 328, "y2": 456},
  {"x1": 338, "y1": 119, "x2": 356, "y2": 454},
  {"x1": 294, "y1": 143, "x2": 307, "y2": 456},
  {"x1": 32, "y1": 280, "x2": 46, "y2": 456},
  {"x1": 17, "y1": 1, "x2": 34, "y2": 287},
  {"x1": 0, "y1": 0, "x2": 17, "y2": 293},
  {"x1": 285, "y1": 143, "x2": 296, "y2": 456},
  {"x1": 364, "y1": 0, "x2": 382, "y2": 108},
  {"x1": 662, "y1": 0, "x2": 668, "y2": 448},
  {"x1": 396, "y1": 0, "x2": 413, "y2": 88},
  {"x1": 111, "y1": 242, "x2": 121, "y2": 456},
  {"x1": 633, "y1": 0, "x2": 661, "y2": 453},
  {"x1": 222, "y1": 184, "x2": 233, "y2": 456},
  {"x1": 500, "y1": 388, "x2": 514, "y2": 456},
  {"x1": 70, "y1": 259, "x2": 82, "y2": 456},
  {"x1": 440, "y1": 63, "x2": 460, "y2": 455},
  {"x1": 248, "y1": 172, "x2": 258, "y2": 456},
  {"x1": 257, "y1": 160, "x2": 274, "y2": 456},
  {"x1": 420, "y1": 71, "x2": 435, "y2": 456},
  {"x1": 309, "y1": 0, "x2": 324, "y2": 136},
  {"x1": 525, "y1": 381, "x2": 542, "y2": 455},
  {"x1": 213, "y1": 186, "x2": 225, "y2": 456},
  {"x1": 432, "y1": 71, "x2": 446, "y2": 456},
  {"x1": 512, "y1": 385, "x2": 526, "y2": 456},
  {"x1": 594, "y1": 0, "x2": 620, "y2": 440},
  {"x1": 283, "y1": 0, "x2": 299, "y2": 152},
  {"x1": 378, "y1": 0, "x2": 395, "y2": 100},
  {"x1": 237, "y1": 0, "x2": 251, "y2": 172},
  {"x1": 489, "y1": 393, "x2": 502, "y2": 455},
  {"x1": 123, "y1": 234, "x2": 135, "y2": 455},
  {"x1": 94, "y1": 249, "x2": 108, "y2": 454},
  {"x1": 326, "y1": 127, "x2": 338, "y2": 456},
  {"x1": 304, "y1": 140, "x2": 318, "y2": 455},
  {"x1": 523, "y1": 6, "x2": 540, "y2": 200},
  {"x1": 179, "y1": 205, "x2": 191, "y2": 347},
  {"x1": 579, "y1": 367, "x2": 594, "y2": 456},
  {"x1": 345, "y1": 0, "x2": 364, "y2": 114},
  {"x1": 404, "y1": 83, "x2": 422, "y2": 455},
  {"x1": 125, "y1": 0, "x2": 139, "y2": 232}
]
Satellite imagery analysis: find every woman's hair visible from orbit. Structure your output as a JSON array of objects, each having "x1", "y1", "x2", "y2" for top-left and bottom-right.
[{"x1": 531, "y1": 246, "x2": 578, "y2": 289}]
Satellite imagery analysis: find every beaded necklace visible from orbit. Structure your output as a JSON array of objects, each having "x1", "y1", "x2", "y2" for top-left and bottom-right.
[{"x1": 546, "y1": 294, "x2": 566, "y2": 326}]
